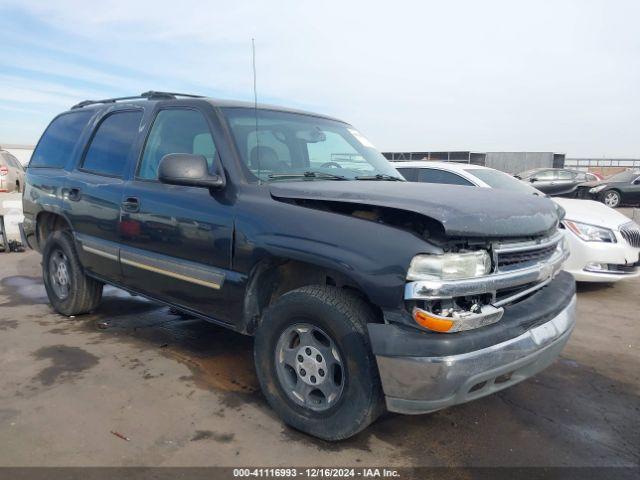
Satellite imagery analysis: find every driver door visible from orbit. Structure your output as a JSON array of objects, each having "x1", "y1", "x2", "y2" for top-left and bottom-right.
[
  {"x1": 118, "y1": 106, "x2": 235, "y2": 323},
  {"x1": 530, "y1": 170, "x2": 557, "y2": 194}
]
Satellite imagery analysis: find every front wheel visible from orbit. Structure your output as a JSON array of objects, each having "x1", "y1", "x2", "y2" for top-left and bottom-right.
[
  {"x1": 42, "y1": 230, "x2": 103, "y2": 316},
  {"x1": 602, "y1": 190, "x2": 621, "y2": 208},
  {"x1": 254, "y1": 286, "x2": 384, "y2": 441}
]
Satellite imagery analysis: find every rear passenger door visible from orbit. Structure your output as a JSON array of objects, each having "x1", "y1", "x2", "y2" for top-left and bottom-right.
[
  {"x1": 119, "y1": 106, "x2": 234, "y2": 323},
  {"x1": 65, "y1": 108, "x2": 143, "y2": 281},
  {"x1": 552, "y1": 170, "x2": 578, "y2": 196}
]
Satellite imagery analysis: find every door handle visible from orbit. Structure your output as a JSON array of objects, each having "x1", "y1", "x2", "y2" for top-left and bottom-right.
[
  {"x1": 67, "y1": 188, "x2": 81, "y2": 201},
  {"x1": 121, "y1": 197, "x2": 140, "y2": 213}
]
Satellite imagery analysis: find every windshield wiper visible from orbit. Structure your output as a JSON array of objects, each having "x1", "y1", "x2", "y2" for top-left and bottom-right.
[
  {"x1": 268, "y1": 171, "x2": 347, "y2": 180},
  {"x1": 355, "y1": 174, "x2": 404, "y2": 181}
]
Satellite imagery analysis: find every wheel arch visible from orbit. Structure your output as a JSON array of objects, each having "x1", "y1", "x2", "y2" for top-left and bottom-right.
[
  {"x1": 35, "y1": 211, "x2": 73, "y2": 251},
  {"x1": 240, "y1": 256, "x2": 384, "y2": 335}
]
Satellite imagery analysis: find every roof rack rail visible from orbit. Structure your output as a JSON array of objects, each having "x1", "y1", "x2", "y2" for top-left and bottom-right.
[{"x1": 71, "y1": 91, "x2": 205, "y2": 109}]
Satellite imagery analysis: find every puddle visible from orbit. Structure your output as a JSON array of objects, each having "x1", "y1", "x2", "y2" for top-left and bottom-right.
[
  {"x1": 0, "y1": 276, "x2": 48, "y2": 306},
  {"x1": 76, "y1": 290, "x2": 260, "y2": 395},
  {"x1": 31, "y1": 345, "x2": 100, "y2": 386},
  {"x1": 0, "y1": 319, "x2": 18, "y2": 330},
  {"x1": 190, "y1": 430, "x2": 235, "y2": 443}
]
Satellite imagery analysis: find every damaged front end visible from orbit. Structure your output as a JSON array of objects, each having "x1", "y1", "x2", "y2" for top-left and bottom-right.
[{"x1": 404, "y1": 230, "x2": 569, "y2": 333}]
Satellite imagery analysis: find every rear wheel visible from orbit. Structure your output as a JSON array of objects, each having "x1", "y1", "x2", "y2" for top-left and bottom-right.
[
  {"x1": 42, "y1": 231, "x2": 103, "y2": 316},
  {"x1": 602, "y1": 190, "x2": 621, "y2": 208},
  {"x1": 254, "y1": 285, "x2": 384, "y2": 441}
]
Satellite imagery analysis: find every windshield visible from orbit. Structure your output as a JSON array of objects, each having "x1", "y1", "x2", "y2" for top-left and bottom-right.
[
  {"x1": 606, "y1": 170, "x2": 640, "y2": 183},
  {"x1": 515, "y1": 169, "x2": 540, "y2": 179},
  {"x1": 465, "y1": 168, "x2": 542, "y2": 195},
  {"x1": 222, "y1": 108, "x2": 403, "y2": 182}
]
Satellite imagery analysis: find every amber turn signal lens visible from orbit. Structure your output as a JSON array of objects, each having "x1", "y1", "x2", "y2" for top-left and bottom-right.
[{"x1": 413, "y1": 309, "x2": 454, "y2": 333}]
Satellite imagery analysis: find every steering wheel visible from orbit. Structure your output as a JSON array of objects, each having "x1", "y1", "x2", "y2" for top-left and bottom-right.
[{"x1": 320, "y1": 161, "x2": 343, "y2": 169}]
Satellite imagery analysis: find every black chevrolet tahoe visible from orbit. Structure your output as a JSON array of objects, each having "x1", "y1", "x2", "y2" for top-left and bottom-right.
[{"x1": 22, "y1": 91, "x2": 576, "y2": 440}]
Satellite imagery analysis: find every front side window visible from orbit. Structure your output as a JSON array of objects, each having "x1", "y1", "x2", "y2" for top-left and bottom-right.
[
  {"x1": 557, "y1": 170, "x2": 575, "y2": 180},
  {"x1": 534, "y1": 170, "x2": 556, "y2": 180},
  {"x1": 30, "y1": 110, "x2": 94, "y2": 168},
  {"x1": 82, "y1": 111, "x2": 142, "y2": 177},
  {"x1": 222, "y1": 108, "x2": 402, "y2": 182},
  {"x1": 417, "y1": 168, "x2": 474, "y2": 186},
  {"x1": 138, "y1": 109, "x2": 217, "y2": 180}
]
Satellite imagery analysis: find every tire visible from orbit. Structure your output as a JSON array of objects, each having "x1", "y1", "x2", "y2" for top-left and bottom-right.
[
  {"x1": 602, "y1": 190, "x2": 621, "y2": 208},
  {"x1": 254, "y1": 285, "x2": 384, "y2": 441},
  {"x1": 42, "y1": 230, "x2": 103, "y2": 316}
]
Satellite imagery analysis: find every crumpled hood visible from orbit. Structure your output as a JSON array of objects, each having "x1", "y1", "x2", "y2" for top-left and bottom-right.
[{"x1": 270, "y1": 181, "x2": 560, "y2": 238}]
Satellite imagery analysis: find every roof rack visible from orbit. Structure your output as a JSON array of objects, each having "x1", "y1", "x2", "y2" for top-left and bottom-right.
[{"x1": 71, "y1": 91, "x2": 205, "y2": 109}]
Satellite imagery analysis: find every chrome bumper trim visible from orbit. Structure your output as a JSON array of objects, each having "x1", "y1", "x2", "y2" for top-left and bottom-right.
[
  {"x1": 405, "y1": 248, "x2": 568, "y2": 300},
  {"x1": 377, "y1": 295, "x2": 577, "y2": 414}
]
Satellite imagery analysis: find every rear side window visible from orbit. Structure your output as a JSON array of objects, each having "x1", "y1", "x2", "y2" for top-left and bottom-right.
[
  {"x1": 82, "y1": 111, "x2": 142, "y2": 177},
  {"x1": 6, "y1": 154, "x2": 23, "y2": 170},
  {"x1": 396, "y1": 167, "x2": 420, "y2": 181},
  {"x1": 30, "y1": 111, "x2": 94, "y2": 168},
  {"x1": 417, "y1": 168, "x2": 474, "y2": 186}
]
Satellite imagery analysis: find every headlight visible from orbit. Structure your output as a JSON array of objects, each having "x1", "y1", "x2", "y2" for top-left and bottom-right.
[
  {"x1": 407, "y1": 251, "x2": 491, "y2": 281},
  {"x1": 589, "y1": 185, "x2": 607, "y2": 194},
  {"x1": 564, "y1": 220, "x2": 616, "y2": 243}
]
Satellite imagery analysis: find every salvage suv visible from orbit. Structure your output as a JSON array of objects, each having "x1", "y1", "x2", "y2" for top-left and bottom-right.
[{"x1": 22, "y1": 92, "x2": 576, "y2": 440}]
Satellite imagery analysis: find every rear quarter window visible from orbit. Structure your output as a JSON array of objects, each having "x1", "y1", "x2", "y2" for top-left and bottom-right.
[{"x1": 30, "y1": 110, "x2": 94, "y2": 168}]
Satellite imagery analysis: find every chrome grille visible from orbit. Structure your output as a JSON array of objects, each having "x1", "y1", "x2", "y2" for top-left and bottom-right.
[
  {"x1": 493, "y1": 231, "x2": 563, "y2": 272},
  {"x1": 620, "y1": 222, "x2": 640, "y2": 248},
  {"x1": 497, "y1": 244, "x2": 557, "y2": 269}
]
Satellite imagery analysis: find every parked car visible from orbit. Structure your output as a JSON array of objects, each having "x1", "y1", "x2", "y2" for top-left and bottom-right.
[
  {"x1": 514, "y1": 168, "x2": 599, "y2": 197},
  {"x1": 0, "y1": 148, "x2": 25, "y2": 192},
  {"x1": 574, "y1": 169, "x2": 640, "y2": 208},
  {"x1": 394, "y1": 161, "x2": 640, "y2": 282},
  {"x1": 23, "y1": 92, "x2": 575, "y2": 440}
]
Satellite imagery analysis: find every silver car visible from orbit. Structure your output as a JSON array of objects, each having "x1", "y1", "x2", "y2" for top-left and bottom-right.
[{"x1": 0, "y1": 149, "x2": 25, "y2": 193}]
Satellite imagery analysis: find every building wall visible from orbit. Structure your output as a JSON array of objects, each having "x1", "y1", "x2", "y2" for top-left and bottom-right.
[
  {"x1": 484, "y1": 152, "x2": 555, "y2": 174},
  {"x1": 383, "y1": 151, "x2": 564, "y2": 174}
]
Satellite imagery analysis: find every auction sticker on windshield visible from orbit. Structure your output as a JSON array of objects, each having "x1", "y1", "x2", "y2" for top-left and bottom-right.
[{"x1": 348, "y1": 128, "x2": 376, "y2": 148}]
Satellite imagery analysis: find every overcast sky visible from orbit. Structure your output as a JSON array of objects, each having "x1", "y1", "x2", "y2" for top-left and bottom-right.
[{"x1": 1, "y1": 0, "x2": 639, "y2": 157}]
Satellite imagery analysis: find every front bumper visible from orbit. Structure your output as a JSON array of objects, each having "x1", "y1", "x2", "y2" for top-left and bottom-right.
[
  {"x1": 563, "y1": 229, "x2": 640, "y2": 282},
  {"x1": 369, "y1": 273, "x2": 577, "y2": 415}
]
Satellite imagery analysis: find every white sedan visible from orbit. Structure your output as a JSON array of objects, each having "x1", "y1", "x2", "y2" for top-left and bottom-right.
[{"x1": 393, "y1": 161, "x2": 640, "y2": 282}]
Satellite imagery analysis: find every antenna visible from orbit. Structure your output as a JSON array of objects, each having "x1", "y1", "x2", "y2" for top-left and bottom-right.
[{"x1": 252, "y1": 38, "x2": 261, "y2": 184}]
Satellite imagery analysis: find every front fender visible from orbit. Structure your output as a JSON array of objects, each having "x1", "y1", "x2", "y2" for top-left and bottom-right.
[{"x1": 233, "y1": 195, "x2": 441, "y2": 309}]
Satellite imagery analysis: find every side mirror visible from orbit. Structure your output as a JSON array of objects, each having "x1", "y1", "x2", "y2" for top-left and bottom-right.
[
  {"x1": 633, "y1": 178, "x2": 640, "y2": 185},
  {"x1": 158, "y1": 154, "x2": 225, "y2": 189},
  {"x1": 529, "y1": 177, "x2": 538, "y2": 183}
]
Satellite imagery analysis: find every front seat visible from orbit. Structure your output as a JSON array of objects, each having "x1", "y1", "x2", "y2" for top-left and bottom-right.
[{"x1": 249, "y1": 146, "x2": 288, "y2": 172}]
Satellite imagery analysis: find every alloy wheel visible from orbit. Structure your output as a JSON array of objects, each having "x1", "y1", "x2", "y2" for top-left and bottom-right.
[{"x1": 604, "y1": 191, "x2": 620, "y2": 208}]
